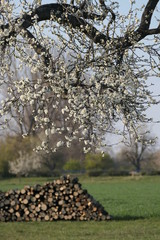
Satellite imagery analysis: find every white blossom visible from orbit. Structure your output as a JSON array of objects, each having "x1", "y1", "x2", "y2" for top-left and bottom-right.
[
  {"x1": 0, "y1": 0, "x2": 159, "y2": 153},
  {"x1": 56, "y1": 141, "x2": 64, "y2": 148}
]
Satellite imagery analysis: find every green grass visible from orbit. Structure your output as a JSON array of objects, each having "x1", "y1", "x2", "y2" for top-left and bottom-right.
[{"x1": 0, "y1": 176, "x2": 160, "y2": 240}]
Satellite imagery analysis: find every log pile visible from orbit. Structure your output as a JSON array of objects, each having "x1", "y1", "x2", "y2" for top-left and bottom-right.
[{"x1": 0, "y1": 176, "x2": 111, "y2": 222}]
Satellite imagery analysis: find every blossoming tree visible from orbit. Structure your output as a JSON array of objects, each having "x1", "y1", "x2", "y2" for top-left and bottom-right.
[{"x1": 0, "y1": 0, "x2": 160, "y2": 153}]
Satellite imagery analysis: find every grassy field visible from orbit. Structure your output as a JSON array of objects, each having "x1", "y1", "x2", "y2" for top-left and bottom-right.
[{"x1": 0, "y1": 176, "x2": 160, "y2": 240}]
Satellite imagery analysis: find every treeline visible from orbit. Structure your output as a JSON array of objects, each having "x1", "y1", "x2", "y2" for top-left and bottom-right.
[
  {"x1": 0, "y1": 135, "x2": 115, "y2": 178},
  {"x1": 0, "y1": 135, "x2": 160, "y2": 178}
]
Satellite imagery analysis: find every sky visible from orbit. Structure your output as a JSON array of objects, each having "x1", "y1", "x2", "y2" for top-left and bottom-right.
[{"x1": 12, "y1": 0, "x2": 160, "y2": 151}]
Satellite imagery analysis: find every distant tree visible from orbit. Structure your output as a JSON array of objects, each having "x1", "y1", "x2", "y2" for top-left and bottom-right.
[
  {"x1": 40, "y1": 150, "x2": 66, "y2": 176},
  {"x1": 117, "y1": 129, "x2": 156, "y2": 172},
  {"x1": 0, "y1": 135, "x2": 38, "y2": 177},
  {"x1": 0, "y1": 68, "x2": 41, "y2": 137},
  {"x1": 63, "y1": 158, "x2": 82, "y2": 172},
  {"x1": 9, "y1": 150, "x2": 42, "y2": 177},
  {"x1": 0, "y1": 0, "x2": 160, "y2": 153},
  {"x1": 152, "y1": 150, "x2": 160, "y2": 171},
  {"x1": 84, "y1": 152, "x2": 114, "y2": 171}
]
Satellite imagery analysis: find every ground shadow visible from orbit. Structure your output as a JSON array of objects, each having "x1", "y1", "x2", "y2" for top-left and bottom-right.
[{"x1": 112, "y1": 215, "x2": 145, "y2": 221}]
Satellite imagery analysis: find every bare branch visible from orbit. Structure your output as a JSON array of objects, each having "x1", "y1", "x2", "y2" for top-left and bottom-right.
[
  {"x1": 145, "y1": 26, "x2": 160, "y2": 35},
  {"x1": 79, "y1": 0, "x2": 87, "y2": 10},
  {"x1": 138, "y1": 0, "x2": 159, "y2": 31},
  {"x1": 99, "y1": 0, "x2": 116, "y2": 38}
]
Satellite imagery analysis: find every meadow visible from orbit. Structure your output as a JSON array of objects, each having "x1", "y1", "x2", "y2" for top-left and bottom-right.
[{"x1": 0, "y1": 176, "x2": 160, "y2": 240}]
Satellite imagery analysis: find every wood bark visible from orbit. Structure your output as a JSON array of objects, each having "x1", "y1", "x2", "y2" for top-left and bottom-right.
[{"x1": 0, "y1": 176, "x2": 111, "y2": 221}]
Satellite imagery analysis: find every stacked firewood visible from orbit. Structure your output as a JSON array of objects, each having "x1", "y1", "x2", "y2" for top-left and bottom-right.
[{"x1": 0, "y1": 176, "x2": 111, "y2": 222}]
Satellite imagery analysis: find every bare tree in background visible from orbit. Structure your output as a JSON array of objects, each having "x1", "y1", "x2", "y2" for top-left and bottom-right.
[{"x1": 117, "y1": 128, "x2": 156, "y2": 172}]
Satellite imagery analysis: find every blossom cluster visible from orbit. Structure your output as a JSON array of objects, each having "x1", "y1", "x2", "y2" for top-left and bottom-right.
[{"x1": 0, "y1": 0, "x2": 159, "y2": 153}]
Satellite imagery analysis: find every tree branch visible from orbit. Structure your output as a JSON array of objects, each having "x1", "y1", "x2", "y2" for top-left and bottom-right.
[
  {"x1": 22, "y1": 28, "x2": 53, "y2": 68},
  {"x1": 99, "y1": 0, "x2": 116, "y2": 38},
  {"x1": 145, "y1": 26, "x2": 160, "y2": 35},
  {"x1": 0, "y1": 3, "x2": 109, "y2": 49},
  {"x1": 117, "y1": 0, "x2": 159, "y2": 50},
  {"x1": 0, "y1": 1, "x2": 160, "y2": 55},
  {"x1": 138, "y1": 0, "x2": 159, "y2": 31},
  {"x1": 79, "y1": 0, "x2": 87, "y2": 10}
]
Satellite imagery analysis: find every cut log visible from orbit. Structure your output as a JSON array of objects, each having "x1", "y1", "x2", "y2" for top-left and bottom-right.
[{"x1": 0, "y1": 176, "x2": 111, "y2": 222}]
